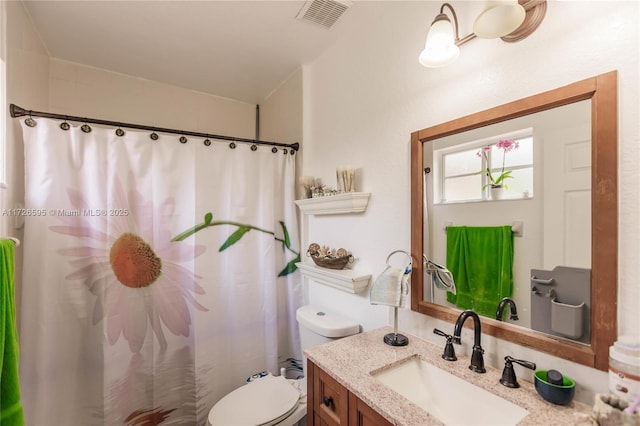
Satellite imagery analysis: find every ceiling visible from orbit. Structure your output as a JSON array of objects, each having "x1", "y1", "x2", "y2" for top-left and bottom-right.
[{"x1": 22, "y1": 0, "x2": 378, "y2": 104}]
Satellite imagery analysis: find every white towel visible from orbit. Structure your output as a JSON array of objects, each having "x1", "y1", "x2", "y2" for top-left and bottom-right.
[
  {"x1": 398, "y1": 272, "x2": 411, "y2": 308},
  {"x1": 370, "y1": 265, "x2": 405, "y2": 307}
]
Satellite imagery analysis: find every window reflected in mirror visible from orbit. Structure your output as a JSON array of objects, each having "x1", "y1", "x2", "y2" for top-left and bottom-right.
[{"x1": 436, "y1": 133, "x2": 534, "y2": 203}]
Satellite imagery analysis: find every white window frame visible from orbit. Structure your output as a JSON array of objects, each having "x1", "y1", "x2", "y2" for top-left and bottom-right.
[{"x1": 434, "y1": 129, "x2": 534, "y2": 204}]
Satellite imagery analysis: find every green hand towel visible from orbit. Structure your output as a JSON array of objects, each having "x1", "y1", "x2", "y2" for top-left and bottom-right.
[
  {"x1": 445, "y1": 226, "x2": 514, "y2": 317},
  {"x1": 0, "y1": 240, "x2": 25, "y2": 426}
]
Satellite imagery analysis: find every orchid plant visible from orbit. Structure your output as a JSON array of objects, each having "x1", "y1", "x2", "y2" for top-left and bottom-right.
[{"x1": 477, "y1": 139, "x2": 520, "y2": 189}]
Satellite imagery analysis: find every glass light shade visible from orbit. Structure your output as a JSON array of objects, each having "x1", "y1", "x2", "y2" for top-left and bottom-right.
[
  {"x1": 418, "y1": 16, "x2": 460, "y2": 68},
  {"x1": 473, "y1": 1, "x2": 526, "y2": 39}
]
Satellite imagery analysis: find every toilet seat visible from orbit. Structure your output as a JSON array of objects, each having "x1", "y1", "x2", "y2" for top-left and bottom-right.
[{"x1": 208, "y1": 375, "x2": 302, "y2": 426}]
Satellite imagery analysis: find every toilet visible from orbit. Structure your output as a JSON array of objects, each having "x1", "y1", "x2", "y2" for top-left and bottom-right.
[{"x1": 207, "y1": 305, "x2": 360, "y2": 426}]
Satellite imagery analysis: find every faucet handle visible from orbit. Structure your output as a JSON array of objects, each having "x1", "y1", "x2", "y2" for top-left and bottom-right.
[
  {"x1": 433, "y1": 328, "x2": 448, "y2": 338},
  {"x1": 433, "y1": 328, "x2": 457, "y2": 361},
  {"x1": 500, "y1": 356, "x2": 536, "y2": 388}
]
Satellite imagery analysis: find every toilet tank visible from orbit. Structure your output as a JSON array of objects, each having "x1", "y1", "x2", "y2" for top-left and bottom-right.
[{"x1": 296, "y1": 305, "x2": 360, "y2": 351}]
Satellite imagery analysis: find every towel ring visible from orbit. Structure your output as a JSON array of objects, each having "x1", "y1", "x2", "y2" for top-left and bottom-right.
[
  {"x1": 381, "y1": 249, "x2": 413, "y2": 348},
  {"x1": 385, "y1": 250, "x2": 413, "y2": 273}
]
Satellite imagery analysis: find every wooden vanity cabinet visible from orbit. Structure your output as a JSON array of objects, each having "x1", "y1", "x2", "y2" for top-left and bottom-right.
[
  {"x1": 313, "y1": 361, "x2": 349, "y2": 425},
  {"x1": 308, "y1": 359, "x2": 392, "y2": 426}
]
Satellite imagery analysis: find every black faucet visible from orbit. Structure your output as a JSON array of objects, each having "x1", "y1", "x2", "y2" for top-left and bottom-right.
[
  {"x1": 500, "y1": 356, "x2": 536, "y2": 388},
  {"x1": 495, "y1": 297, "x2": 519, "y2": 321},
  {"x1": 452, "y1": 310, "x2": 486, "y2": 373}
]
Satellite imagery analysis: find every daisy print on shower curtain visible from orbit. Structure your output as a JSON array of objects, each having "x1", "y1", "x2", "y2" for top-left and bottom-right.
[{"x1": 50, "y1": 177, "x2": 207, "y2": 353}]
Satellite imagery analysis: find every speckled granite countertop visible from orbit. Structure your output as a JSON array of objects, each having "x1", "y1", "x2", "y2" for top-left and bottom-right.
[{"x1": 305, "y1": 327, "x2": 592, "y2": 425}]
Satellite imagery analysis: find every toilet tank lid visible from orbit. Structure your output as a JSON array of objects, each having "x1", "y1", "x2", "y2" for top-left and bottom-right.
[{"x1": 296, "y1": 305, "x2": 360, "y2": 338}]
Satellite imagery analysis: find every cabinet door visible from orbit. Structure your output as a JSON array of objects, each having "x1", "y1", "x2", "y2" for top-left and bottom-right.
[
  {"x1": 313, "y1": 364, "x2": 349, "y2": 426},
  {"x1": 348, "y1": 393, "x2": 393, "y2": 426},
  {"x1": 315, "y1": 413, "x2": 332, "y2": 426}
]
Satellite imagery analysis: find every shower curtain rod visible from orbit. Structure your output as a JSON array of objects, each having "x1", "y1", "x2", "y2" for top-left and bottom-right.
[{"x1": 9, "y1": 104, "x2": 299, "y2": 152}]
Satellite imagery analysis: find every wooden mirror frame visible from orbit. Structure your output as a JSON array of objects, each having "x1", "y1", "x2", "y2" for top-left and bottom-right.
[{"x1": 410, "y1": 71, "x2": 617, "y2": 371}]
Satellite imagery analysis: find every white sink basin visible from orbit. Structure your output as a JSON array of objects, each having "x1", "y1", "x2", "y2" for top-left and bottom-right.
[{"x1": 372, "y1": 357, "x2": 529, "y2": 425}]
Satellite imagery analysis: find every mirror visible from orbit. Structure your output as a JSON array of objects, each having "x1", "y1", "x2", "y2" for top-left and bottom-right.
[
  {"x1": 410, "y1": 71, "x2": 617, "y2": 371},
  {"x1": 423, "y1": 100, "x2": 591, "y2": 340}
]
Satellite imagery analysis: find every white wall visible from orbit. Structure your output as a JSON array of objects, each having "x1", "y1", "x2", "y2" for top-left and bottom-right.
[
  {"x1": 260, "y1": 68, "x2": 302, "y2": 145},
  {"x1": 302, "y1": 1, "x2": 639, "y2": 404},
  {"x1": 260, "y1": 68, "x2": 303, "y2": 198},
  {"x1": 49, "y1": 59, "x2": 256, "y2": 139}
]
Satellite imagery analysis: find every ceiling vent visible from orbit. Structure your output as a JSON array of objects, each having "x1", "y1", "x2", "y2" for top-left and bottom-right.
[{"x1": 296, "y1": 0, "x2": 352, "y2": 29}]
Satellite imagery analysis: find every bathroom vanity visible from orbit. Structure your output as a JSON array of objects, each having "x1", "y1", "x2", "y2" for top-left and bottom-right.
[
  {"x1": 308, "y1": 359, "x2": 392, "y2": 426},
  {"x1": 305, "y1": 327, "x2": 592, "y2": 425}
]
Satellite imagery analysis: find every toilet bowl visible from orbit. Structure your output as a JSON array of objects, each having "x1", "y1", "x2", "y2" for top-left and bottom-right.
[{"x1": 207, "y1": 305, "x2": 360, "y2": 426}]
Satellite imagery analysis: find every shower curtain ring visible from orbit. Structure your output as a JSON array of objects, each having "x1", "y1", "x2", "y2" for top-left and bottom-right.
[
  {"x1": 229, "y1": 140, "x2": 237, "y2": 149},
  {"x1": 81, "y1": 119, "x2": 92, "y2": 133},
  {"x1": 179, "y1": 136, "x2": 188, "y2": 144},
  {"x1": 24, "y1": 111, "x2": 37, "y2": 127},
  {"x1": 250, "y1": 144, "x2": 257, "y2": 151},
  {"x1": 271, "y1": 146, "x2": 278, "y2": 153},
  {"x1": 115, "y1": 125, "x2": 125, "y2": 137},
  {"x1": 150, "y1": 129, "x2": 159, "y2": 141},
  {"x1": 204, "y1": 138, "x2": 211, "y2": 147},
  {"x1": 60, "y1": 116, "x2": 71, "y2": 131}
]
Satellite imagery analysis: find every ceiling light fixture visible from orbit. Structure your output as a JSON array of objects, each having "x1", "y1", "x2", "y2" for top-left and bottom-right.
[{"x1": 419, "y1": 0, "x2": 547, "y2": 68}]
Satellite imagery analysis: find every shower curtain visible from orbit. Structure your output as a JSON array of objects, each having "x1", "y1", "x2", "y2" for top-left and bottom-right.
[{"x1": 18, "y1": 118, "x2": 302, "y2": 425}]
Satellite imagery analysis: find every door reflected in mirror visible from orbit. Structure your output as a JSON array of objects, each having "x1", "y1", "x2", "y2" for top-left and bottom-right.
[
  {"x1": 410, "y1": 71, "x2": 617, "y2": 371},
  {"x1": 423, "y1": 100, "x2": 591, "y2": 343}
]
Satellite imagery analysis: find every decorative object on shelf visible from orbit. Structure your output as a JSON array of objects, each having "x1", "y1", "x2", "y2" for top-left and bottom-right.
[
  {"x1": 311, "y1": 186, "x2": 341, "y2": 197},
  {"x1": 310, "y1": 181, "x2": 326, "y2": 197},
  {"x1": 477, "y1": 138, "x2": 520, "y2": 192},
  {"x1": 307, "y1": 243, "x2": 353, "y2": 270},
  {"x1": 310, "y1": 181, "x2": 323, "y2": 197},
  {"x1": 299, "y1": 176, "x2": 315, "y2": 199},
  {"x1": 336, "y1": 166, "x2": 356, "y2": 192}
]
